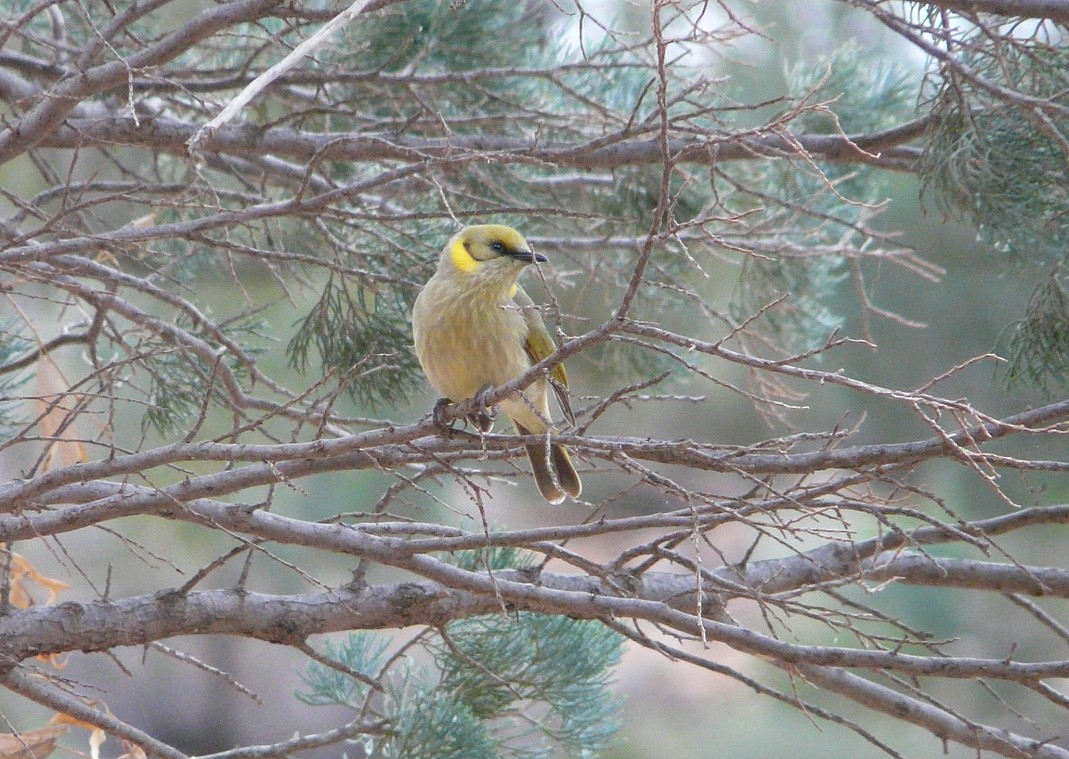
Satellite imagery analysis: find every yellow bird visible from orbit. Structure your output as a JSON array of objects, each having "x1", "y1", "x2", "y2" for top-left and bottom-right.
[{"x1": 412, "y1": 224, "x2": 581, "y2": 503}]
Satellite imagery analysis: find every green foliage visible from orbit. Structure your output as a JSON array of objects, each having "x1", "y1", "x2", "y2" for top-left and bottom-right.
[
  {"x1": 433, "y1": 613, "x2": 623, "y2": 755},
  {"x1": 292, "y1": 0, "x2": 567, "y2": 133},
  {"x1": 389, "y1": 687, "x2": 500, "y2": 759},
  {"x1": 143, "y1": 314, "x2": 264, "y2": 436},
  {"x1": 5, "y1": 0, "x2": 134, "y2": 55},
  {"x1": 143, "y1": 347, "x2": 212, "y2": 437},
  {"x1": 734, "y1": 254, "x2": 849, "y2": 353},
  {"x1": 1002, "y1": 269, "x2": 1069, "y2": 392},
  {"x1": 921, "y1": 42, "x2": 1069, "y2": 388},
  {"x1": 922, "y1": 44, "x2": 1069, "y2": 262},
  {"x1": 342, "y1": 0, "x2": 552, "y2": 74},
  {"x1": 787, "y1": 42, "x2": 916, "y2": 136},
  {"x1": 0, "y1": 325, "x2": 33, "y2": 440},
  {"x1": 452, "y1": 545, "x2": 537, "y2": 572},
  {"x1": 299, "y1": 549, "x2": 624, "y2": 758},
  {"x1": 287, "y1": 275, "x2": 422, "y2": 409},
  {"x1": 731, "y1": 44, "x2": 914, "y2": 352},
  {"x1": 298, "y1": 632, "x2": 390, "y2": 707}
]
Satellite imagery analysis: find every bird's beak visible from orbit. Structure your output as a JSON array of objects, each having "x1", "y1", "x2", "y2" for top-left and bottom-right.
[{"x1": 512, "y1": 249, "x2": 547, "y2": 264}]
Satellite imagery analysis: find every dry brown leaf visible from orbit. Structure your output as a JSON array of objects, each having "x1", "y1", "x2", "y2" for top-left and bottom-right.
[
  {"x1": 50, "y1": 705, "x2": 111, "y2": 759},
  {"x1": 35, "y1": 652, "x2": 69, "y2": 669},
  {"x1": 49, "y1": 707, "x2": 102, "y2": 733},
  {"x1": 117, "y1": 738, "x2": 148, "y2": 759},
  {"x1": 7, "y1": 550, "x2": 71, "y2": 667},
  {"x1": 36, "y1": 358, "x2": 88, "y2": 472},
  {"x1": 8, "y1": 551, "x2": 70, "y2": 608},
  {"x1": 88, "y1": 727, "x2": 105, "y2": 759},
  {"x1": 0, "y1": 725, "x2": 69, "y2": 759}
]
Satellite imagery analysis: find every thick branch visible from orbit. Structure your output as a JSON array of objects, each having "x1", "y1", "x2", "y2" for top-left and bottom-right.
[
  {"x1": 0, "y1": 0, "x2": 285, "y2": 165},
  {"x1": 793, "y1": 663, "x2": 1069, "y2": 759},
  {"x1": 902, "y1": 0, "x2": 1069, "y2": 21},
  {"x1": 4, "y1": 557, "x2": 1069, "y2": 684},
  {"x1": 2, "y1": 668, "x2": 189, "y2": 759},
  {"x1": 40, "y1": 114, "x2": 925, "y2": 171}
]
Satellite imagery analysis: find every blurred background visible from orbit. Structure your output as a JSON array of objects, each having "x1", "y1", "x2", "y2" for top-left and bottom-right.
[{"x1": 3, "y1": 0, "x2": 1067, "y2": 757}]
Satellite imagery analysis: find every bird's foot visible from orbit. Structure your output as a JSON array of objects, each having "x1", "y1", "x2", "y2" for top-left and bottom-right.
[
  {"x1": 432, "y1": 397, "x2": 455, "y2": 435},
  {"x1": 468, "y1": 383, "x2": 497, "y2": 433}
]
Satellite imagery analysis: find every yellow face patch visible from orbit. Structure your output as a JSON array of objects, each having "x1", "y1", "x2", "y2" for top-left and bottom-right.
[
  {"x1": 509, "y1": 284, "x2": 518, "y2": 299},
  {"x1": 449, "y1": 239, "x2": 479, "y2": 273}
]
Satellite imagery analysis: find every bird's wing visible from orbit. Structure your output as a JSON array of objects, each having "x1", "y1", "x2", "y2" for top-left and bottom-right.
[{"x1": 515, "y1": 285, "x2": 576, "y2": 427}]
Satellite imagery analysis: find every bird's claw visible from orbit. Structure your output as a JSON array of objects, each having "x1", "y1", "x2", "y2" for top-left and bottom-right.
[
  {"x1": 469, "y1": 383, "x2": 497, "y2": 433},
  {"x1": 432, "y1": 397, "x2": 455, "y2": 435}
]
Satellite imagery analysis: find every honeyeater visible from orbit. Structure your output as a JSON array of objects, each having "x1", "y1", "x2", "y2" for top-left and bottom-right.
[{"x1": 411, "y1": 224, "x2": 581, "y2": 504}]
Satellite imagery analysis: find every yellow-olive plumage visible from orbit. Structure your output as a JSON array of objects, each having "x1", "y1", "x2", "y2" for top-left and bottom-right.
[{"x1": 412, "y1": 224, "x2": 581, "y2": 503}]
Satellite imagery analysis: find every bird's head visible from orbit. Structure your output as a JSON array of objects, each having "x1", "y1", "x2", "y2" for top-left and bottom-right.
[{"x1": 439, "y1": 225, "x2": 546, "y2": 287}]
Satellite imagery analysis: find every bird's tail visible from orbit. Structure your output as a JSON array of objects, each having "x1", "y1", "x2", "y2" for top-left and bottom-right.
[{"x1": 516, "y1": 422, "x2": 582, "y2": 504}]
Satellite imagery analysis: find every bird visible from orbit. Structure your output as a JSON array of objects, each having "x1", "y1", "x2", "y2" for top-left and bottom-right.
[{"x1": 412, "y1": 224, "x2": 581, "y2": 503}]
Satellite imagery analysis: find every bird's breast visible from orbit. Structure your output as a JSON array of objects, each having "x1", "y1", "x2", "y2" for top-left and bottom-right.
[{"x1": 413, "y1": 283, "x2": 530, "y2": 402}]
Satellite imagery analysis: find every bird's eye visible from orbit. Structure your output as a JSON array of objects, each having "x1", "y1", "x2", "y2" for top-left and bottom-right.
[{"x1": 490, "y1": 241, "x2": 506, "y2": 254}]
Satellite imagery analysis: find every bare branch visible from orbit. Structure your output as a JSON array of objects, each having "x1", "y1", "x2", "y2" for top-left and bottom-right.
[
  {"x1": 44, "y1": 115, "x2": 925, "y2": 172},
  {"x1": 899, "y1": 0, "x2": 1069, "y2": 22}
]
